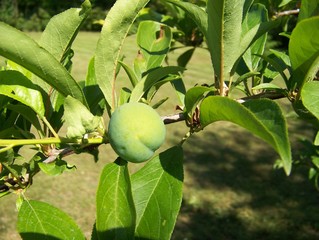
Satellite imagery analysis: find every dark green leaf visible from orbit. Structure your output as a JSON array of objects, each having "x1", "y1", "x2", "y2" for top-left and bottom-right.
[
  {"x1": 132, "y1": 146, "x2": 184, "y2": 240},
  {"x1": 200, "y1": 96, "x2": 291, "y2": 175},
  {"x1": 18, "y1": 200, "x2": 85, "y2": 240},
  {"x1": 95, "y1": 0, "x2": 150, "y2": 110},
  {"x1": 6, "y1": 104, "x2": 43, "y2": 133},
  {"x1": 96, "y1": 158, "x2": 135, "y2": 240}
]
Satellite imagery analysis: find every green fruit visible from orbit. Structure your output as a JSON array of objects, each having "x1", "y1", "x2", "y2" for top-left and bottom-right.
[{"x1": 108, "y1": 102, "x2": 166, "y2": 163}]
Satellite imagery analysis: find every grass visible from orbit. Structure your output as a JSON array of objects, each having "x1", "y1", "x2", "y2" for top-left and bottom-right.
[{"x1": 1, "y1": 31, "x2": 319, "y2": 240}]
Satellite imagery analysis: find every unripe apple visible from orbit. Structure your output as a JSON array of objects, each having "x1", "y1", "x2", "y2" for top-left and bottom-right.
[{"x1": 108, "y1": 102, "x2": 166, "y2": 163}]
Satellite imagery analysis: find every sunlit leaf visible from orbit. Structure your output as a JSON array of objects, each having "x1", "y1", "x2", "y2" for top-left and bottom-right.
[
  {"x1": 137, "y1": 21, "x2": 172, "y2": 70},
  {"x1": 18, "y1": 200, "x2": 85, "y2": 240},
  {"x1": 289, "y1": 17, "x2": 319, "y2": 90},
  {"x1": 301, "y1": 81, "x2": 319, "y2": 120},
  {"x1": 0, "y1": 70, "x2": 45, "y2": 118},
  {"x1": 200, "y1": 96, "x2": 291, "y2": 175},
  {"x1": 0, "y1": 22, "x2": 87, "y2": 105}
]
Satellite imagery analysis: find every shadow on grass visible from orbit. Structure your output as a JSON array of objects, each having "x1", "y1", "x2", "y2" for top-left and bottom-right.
[{"x1": 171, "y1": 121, "x2": 319, "y2": 240}]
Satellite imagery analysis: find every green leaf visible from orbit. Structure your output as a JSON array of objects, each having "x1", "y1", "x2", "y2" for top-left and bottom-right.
[
  {"x1": 177, "y1": 48, "x2": 195, "y2": 68},
  {"x1": 0, "y1": 70, "x2": 45, "y2": 118},
  {"x1": 6, "y1": 104, "x2": 43, "y2": 133},
  {"x1": 83, "y1": 57, "x2": 104, "y2": 115},
  {"x1": 119, "y1": 61, "x2": 139, "y2": 87},
  {"x1": 38, "y1": 159, "x2": 75, "y2": 176},
  {"x1": 278, "y1": 0, "x2": 294, "y2": 7},
  {"x1": 301, "y1": 81, "x2": 319, "y2": 120},
  {"x1": 171, "y1": 78, "x2": 186, "y2": 106},
  {"x1": 251, "y1": 83, "x2": 283, "y2": 91},
  {"x1": 17, "y1": 200, "x2": 85, "y2": 240},
  {"x1": 289, "y1": 17, "x2": 319, "y2": 90},
  {"x1": 164, "y1": 0, "x2": 207, "y2": 37},
  {"x1": 137, "y1": 21, "x2": 172, "y2": 71},
  {"x1": 95, "y1": 0, "x2": 150, "y2": 110},
  {"x1": 200, "y1": 96, "x2": 291, "y2": 175},
  {"x1": 242, "y1": 4, "x2": 268, "y2": 71},
  {"x1": 130, "y1": 66, "x2": 184, "y2": 102},
  {"x1": 0, "y1": 22, "x2": 87, "y2": 105},
  {"x1": 298, "y1": 0, "x2": 319, "y2": 22},
  {"x1": 119, "y1": 87, "x2": 132, "y2": 106},
  {"x1": 63, "y1": 96, "x2": 102, "y2": 139},
  {"x1": 240, "y1": 9, "x2": 280, "y2": 63},
  {"x1": 39, "y1": 0, "x2": 91, "y2": 62},
  {"x1": 96, "y1": 158, "x2": 135, "y2": 240},
  {"x1": 206, "y1": 0, "x2": 244, "y2": 80},
  {"x1": 131, "y1": 146, "x2": 184, "y2": 240},
  {"x1": 184, "y1": 86, "x2": 214, "y2": 116}
]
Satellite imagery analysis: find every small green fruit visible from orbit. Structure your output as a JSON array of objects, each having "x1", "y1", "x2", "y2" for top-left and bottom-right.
[{"x1": 108, "y1": 102, "x2": 166, "y2": 163}]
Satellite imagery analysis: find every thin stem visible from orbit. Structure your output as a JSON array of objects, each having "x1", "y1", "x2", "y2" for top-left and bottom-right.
[{"x1": 42, "y1": 117, "x2": 59, "y2": 138}]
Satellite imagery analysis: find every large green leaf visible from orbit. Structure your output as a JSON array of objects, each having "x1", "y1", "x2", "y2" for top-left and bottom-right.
[
  {"x1": 301, "y1": 81, "x2": 319, "y2": 120},
  {"x1": 0, "y1": 22, "x2": 87, "y2": 105},
  {"x1": 289, "y1": 17, "x2": 319, "y2": 90},
  {"x1": 39, "y1": 0, "x2": 91, "y2": 62},
  {"x1": 241, "y1": 4, "x2": 268, "y2": 71},
  {"x1": 206, "y1": 0, "x2": 244, "y2": 81},
  {"x1": 131, "y1": 146, "x2": 184, "y2": 240},
  {"x1": 200, "y1": 96, "x2": 291, "y2": 175},
  {"x1": 96, "y1": 158, "x2": 135, "y2": 240},
  {"x1": 17, "y1": 200, "x2": 85, "y2": 240},
  {"x1": 95, "y1": 0, "x2": 150, "y2": 110},
  {"x1": 33, "y1": 0, "x2": 91, "y2": 96},
  {"x1": 0, "y1": 70, "x2": 45, "y2": 117},
  {"x1": 137, "y1": 21, "x2": 172, "y2": 71}
]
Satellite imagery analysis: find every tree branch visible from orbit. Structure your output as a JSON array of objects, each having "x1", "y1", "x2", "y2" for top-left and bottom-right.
[{"x1": 274, "y1": 9, "x2": 300, "y2": 18}]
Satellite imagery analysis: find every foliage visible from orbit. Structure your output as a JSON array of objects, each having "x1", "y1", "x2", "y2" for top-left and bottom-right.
[{"x1": 0, "y1": 0, "x2": 319, "y2": 239}]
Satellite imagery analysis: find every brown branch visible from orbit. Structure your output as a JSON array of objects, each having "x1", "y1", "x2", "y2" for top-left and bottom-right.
[
  {"x1": 274, "y1": 9, "x2": 300, "y2": 18},
  {"x1": 161, "y1": 112, "x2": 185, "y2": 124}
]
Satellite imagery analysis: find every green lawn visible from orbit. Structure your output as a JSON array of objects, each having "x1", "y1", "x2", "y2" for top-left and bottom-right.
[{"x1": 1, "y1": 31, "x2": 319, "y2": 240}]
